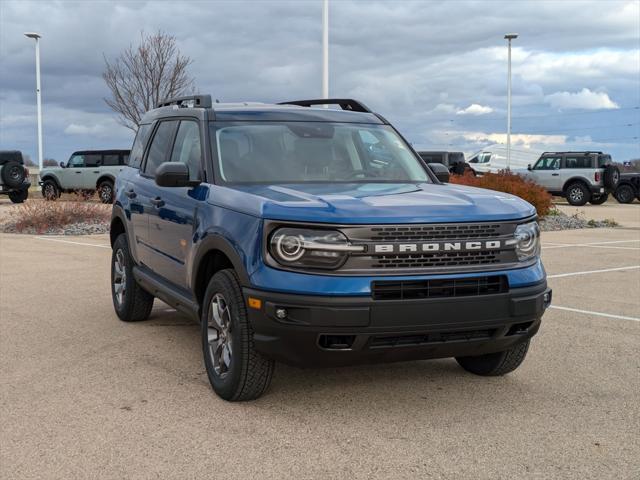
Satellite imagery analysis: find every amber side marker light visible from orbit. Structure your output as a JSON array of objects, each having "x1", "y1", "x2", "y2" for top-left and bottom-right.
[{"x1": 248, "y1": 297, "x2": 262, "y2": 310}]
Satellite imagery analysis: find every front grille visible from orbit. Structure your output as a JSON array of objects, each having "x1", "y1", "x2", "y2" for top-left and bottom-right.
[
  {"x1": 373, "y1": 250, "x2": 501, "y2": 269},
  {"x1": 371, "y1": 275, "x2": 508, "y2": 300},
  {"x1": 369, "y1": 224, "x2": 502, "y2": 241},
  {"x1": 369, "y1": 329, "x2": 495, "y2": 348}
]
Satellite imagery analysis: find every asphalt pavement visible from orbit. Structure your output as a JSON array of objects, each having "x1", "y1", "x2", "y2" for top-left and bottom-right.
[{"x1": 1, "y1": 202, "x2": 639, "y2": 479}]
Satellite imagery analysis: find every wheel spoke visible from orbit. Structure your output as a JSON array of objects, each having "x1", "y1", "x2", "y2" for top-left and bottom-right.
[{"x1": 207, "y1": 292, "x2": 233, "y2": 377}]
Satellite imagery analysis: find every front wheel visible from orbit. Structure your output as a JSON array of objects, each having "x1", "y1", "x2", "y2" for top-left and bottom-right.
[
  {"x1": 111, "y1": 233, "x2": 154, "y2": 322},
  {"x1": 8, "y1": 189, "x2": 28, "y2": 203},
  {"x1": 41, "y1": 180, "x2": 60, "y2": 200},
  {"x1": 456, "y1": 340, "x2": 530, "y2": 376},
  {"x1": 589, "y1": 193, "x2": 608, "y2": 205},
  {"x1": 565, "y1": 182, "x2": 590, "y2": 206},
  {"x1": 202, "y1": 269, "x2": 274, "y2": 401}
]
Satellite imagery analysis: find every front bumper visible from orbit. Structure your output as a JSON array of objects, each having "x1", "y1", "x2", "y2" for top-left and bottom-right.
[{"x1": 244, "y1": 281, "x2": 551, "y2": 367}]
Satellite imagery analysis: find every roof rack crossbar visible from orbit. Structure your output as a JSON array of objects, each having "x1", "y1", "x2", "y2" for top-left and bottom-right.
[
  {"x1": 278, "y1": 98, "x2": 372, "y2": 113},
  {"x1": 156, "y1": 94, "x2": 212, "y2": 109},
  {"x1": 541, "y1": 151, "x2": 604, "y2": 155}
]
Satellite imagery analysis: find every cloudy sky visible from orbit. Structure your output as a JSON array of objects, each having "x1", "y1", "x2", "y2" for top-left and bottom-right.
[{"x1": 1, "y1": 0, "x2": 639, "y2": 164}]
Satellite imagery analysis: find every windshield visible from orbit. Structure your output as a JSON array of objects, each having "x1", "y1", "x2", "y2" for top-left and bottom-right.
[{"x1": 210, "y1": 122, "x2": 431, "y2": 184}]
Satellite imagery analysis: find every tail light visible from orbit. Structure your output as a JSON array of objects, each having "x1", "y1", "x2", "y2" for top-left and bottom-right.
[{"x1": 594, "y1": 171, "x2": 600, "y2": 182}]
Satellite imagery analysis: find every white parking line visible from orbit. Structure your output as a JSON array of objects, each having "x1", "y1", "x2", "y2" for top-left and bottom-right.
[
  {"x1": 543, "y1": 239, "x2": 640, "y2": 249},
  {"x1": 550, "y1": 305, "x2": 640, "y2": 322},
  {"x1": 548, "y1": 265, "x2": 640, "y2": 278},
  {"x1": 34, "y1": 236, "x2": 110, "y2": 249}
]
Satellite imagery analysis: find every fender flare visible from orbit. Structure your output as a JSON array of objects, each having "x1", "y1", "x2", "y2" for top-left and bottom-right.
[
  {"x1": 190, "y1": 234, "x2": 251, "y2": 288},
  {"x1": 41, "y1": 174, "x2": 62, "y2": 190},
  {"x1": 96, "y1": 174, "x2": 116, "y2": 189},
  {"x1": 562, "y1": 177, "x2": 591, "y2": 193}
]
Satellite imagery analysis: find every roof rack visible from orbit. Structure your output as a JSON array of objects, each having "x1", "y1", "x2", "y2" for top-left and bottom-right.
[
  {"x1": 541, "y1": 151, "x2": 604, "y2": 155},
  {"x1": 156, "y1": 94, "x2": 212, "y2": 109},
  {"x1": 278, "y1": 98, "x2": 372, "y2": 113}
]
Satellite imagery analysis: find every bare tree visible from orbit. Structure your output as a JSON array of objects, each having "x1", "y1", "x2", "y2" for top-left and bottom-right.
[{"x1": 103, "y1": 31, "x2": 195, "y2": 131}]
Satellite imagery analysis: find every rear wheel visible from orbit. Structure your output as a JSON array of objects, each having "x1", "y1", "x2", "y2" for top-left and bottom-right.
[
  {"x1": 202, "y1": 269, "x2": 274, "y2": 401},
  {"x1": 8, "y1": 189, "x2": 28, "y2": 203},
  {"x1": 42, "y1": 180, "x2": 60, "y2": 200},
  {"x1": 615, "y1": 184, "x2": 635, "y2": 204},
  {"x1": 589, "y1": 193, "x2": 608, "y2": 205},
  {"x1": 565, "y1": 182, "x2": 589, "y2": 206},
  {"x1": 456, "y1": 340, "x2": 530, "y2": 376},
  {"x1": 111, "y1": 233, "x2": 154, "y2": 322},
  {"x1": 98, "y1": 180, "x2": 114, "y2": 204}
]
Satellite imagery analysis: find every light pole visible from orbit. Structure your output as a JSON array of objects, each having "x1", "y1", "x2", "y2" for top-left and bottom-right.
[
  {"x1": 24, "y1": 32, "x2": 43, "y2": 172},
  {"x1": 504, "y1": 33, "x2": 518, "y2": 170},
  {"x1": 322, "y1": 0, "x2": 329, "y2": 102}
]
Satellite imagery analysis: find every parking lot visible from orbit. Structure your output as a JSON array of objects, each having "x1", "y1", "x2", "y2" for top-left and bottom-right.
[{"x1": 1, "y1": 202, "x2": 639, "y2": 479}]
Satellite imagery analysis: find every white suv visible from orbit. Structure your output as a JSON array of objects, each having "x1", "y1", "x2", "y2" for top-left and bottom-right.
[
  {"x1": 525, "y1": 151, "x2": 620, "y2": 206},
  {"x1": 40, "y1": 150, "x2": 130, "y2": 203}
]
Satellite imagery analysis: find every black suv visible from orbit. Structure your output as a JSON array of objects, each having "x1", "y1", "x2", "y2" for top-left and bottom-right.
[
  {"x1": 0, "y1": 150, "x2": 30, "y2": 203},
  {"x1": 418, "y1": 151, "x2": 468, "y2": 175}
]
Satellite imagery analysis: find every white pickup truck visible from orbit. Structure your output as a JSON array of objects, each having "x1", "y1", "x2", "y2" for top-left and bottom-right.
[{"x1": 40, "y1": 149, "x2": 129, "y2": 203}]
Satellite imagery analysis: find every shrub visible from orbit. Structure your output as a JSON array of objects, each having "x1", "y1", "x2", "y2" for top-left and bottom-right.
[
  {"x1": 450, "y1": 170, "x2": 553, "y2": 217},
  {"x1": 5, "y1": 200, "x2": 111, "y2": 234}
]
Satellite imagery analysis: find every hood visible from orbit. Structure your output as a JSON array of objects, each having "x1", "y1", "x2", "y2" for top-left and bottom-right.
[{"x1": 210, "y1": 182, "x2": 535, "y2": 224}]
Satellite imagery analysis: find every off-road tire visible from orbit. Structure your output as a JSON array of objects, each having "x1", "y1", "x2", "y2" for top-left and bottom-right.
[
  {"x1": 565, "y1": 182, "x2": 590, "y2": 206},
  {"x1": 111, "y1": 233, "x2": 154, "y2": 322},
  {"x1": 202, "y1": 269, "x2": 275, "y2": 401},
  {"x1": 603, "y1": 165, "x2": 620, "y2": 190},
  {"x1": 456, "y1": 340, "x2": 530, "y2": 376},
  {"x1": 1, "y1": 161, "x2": 26, "y2": 188},
  {"x1": 615, "y1": 184, "x2": 635, "y2": 204},
  {"x1": 98, "y1": 180, "x2": 115, "y2": 204},
  {"x1": 589, "y1": 193, "x2": 608, "y2": 205},
  {"x1": 42, "y1": 179, "x2": 60, "y2": 200},
  {"x1": 8, "y1": 189, "x2": 28, "y2": 203}
]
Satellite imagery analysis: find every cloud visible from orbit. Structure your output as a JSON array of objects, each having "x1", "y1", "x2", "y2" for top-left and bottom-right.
[
  {"x1": 456, "y1": 104, "x2": 493, "y2": 116},
  {"x1": 64, "y1": 123, "x2": 110, "y2": 136},
  {"x1": 544, "y1": 88, "x2": 620, "y2": 110}
]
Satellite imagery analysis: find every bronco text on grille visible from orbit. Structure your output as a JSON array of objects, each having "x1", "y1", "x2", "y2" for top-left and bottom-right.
[{"x1": 337, "y1": 221, "x2": 525, "y2": 274}]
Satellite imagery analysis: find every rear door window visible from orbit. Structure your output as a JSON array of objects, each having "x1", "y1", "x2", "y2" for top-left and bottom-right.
[
  {"x1": 85, "y1": 154, "x2": 102, "y2": 168},
  {"x1": 143, "y1": 121, "x2": 178, "y2": 177},
  {"x1": 129, "y1": 124, "x2": 153, "y2": 169},
  {"x1": 103, "y1": 154, "x2": 120, "y2": 166},
  {"x1": 565, "y1": 156, "x2": 592, "y2": 169}
]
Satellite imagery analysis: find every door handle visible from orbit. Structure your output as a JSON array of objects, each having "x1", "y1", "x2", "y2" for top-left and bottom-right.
[
  {"x1": 552, "y1": 173, "x2": 559, "y2": 176},
  {"x1": 75, "y1": 171, "x2": 82, "y2": 174},
  {"x1": 125, "y1": 189, "x2": 137, "y2": 199},
  {"x1": 150, "y1": 197, "x2": 165, "y2": 208},
  {"x1": 93, "y1": 170, "x2": 100, "y2": 173}
]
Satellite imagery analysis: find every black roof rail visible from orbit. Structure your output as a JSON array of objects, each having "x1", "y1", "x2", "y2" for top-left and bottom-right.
[
  {"x1": 156, "y1": 94, "x2": 212, "y2": 109},
  {"x1": 541, "y1": 151, "x2": 604, "y2": 155},
  {"x1": 278, "y1": 98, "x2": 372, "y2": 113}
]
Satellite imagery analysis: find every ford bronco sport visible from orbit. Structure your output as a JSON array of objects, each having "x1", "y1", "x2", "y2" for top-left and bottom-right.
[
  {"x1": 109, "y1": 95, "x2": 551, "y2": 401},
  {"x1": 40, "y1": 149, "x2": 130, "y2": 203},
  {"x1": 525, "y1": 151, "x2": 620, "y2": 206}
]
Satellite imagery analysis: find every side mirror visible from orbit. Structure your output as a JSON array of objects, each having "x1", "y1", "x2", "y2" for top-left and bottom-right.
[
  {"x1": 155, "y1": 162, "x2": 200, "y2": 188},
  {"x1": 428, "y1": 163, "x2": 450, "y2": 183},
  {"x1": 59, "y1": 162, "x2": 66, "y2": 168},
  {"x1": 527, "y1": 164, "x2": 532, "y2": 171}
]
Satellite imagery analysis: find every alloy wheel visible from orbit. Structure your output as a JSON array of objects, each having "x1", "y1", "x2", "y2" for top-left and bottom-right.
[
  {"x1": 100, "y1": 185, "x2": 112, "y2": 203},
  {"x1": 569, "y1": 187, "x2": 583, "y2": 203},
  {"x1": 207, "y1": 293, "x2": 233, "y2": 378},
  {"x1": 113, "y1": 249, "x2": 127, "y2": 306}
]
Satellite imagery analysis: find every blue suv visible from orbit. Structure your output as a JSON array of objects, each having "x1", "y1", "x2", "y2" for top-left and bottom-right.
[{"x1": 110, "y1": 96, "x2": 551, "y2": 401}]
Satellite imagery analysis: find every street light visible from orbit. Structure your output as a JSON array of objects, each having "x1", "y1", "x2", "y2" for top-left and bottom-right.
[
  {"x1": 24, "y1": 32, "x2": 43, "y2": 172},
  {"x1": 322, "y1": 0, "x2": 329, "y2": 104},
  {"x1": 504, "y1": 33, "x2": 518, "y2": 170}
]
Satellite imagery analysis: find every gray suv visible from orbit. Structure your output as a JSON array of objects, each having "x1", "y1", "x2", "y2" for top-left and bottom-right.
[
  {"x1": 525, "y1": 151, "x2": 620, "y2": 206},
  {"x1": 40, "y1": 149, "x2": 130, "y2": 203}
]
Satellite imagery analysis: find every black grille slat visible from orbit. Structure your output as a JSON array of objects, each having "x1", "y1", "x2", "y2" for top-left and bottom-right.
[
  {"x1": 371, "y1": 250, "x2": 501, "y2": 269},
  {"x1": 371, "y1": 275, "x2": 507, "y2": 300},
  {"x1": 367, "y1": 224, "x2": 503, "y2": 242},
  {"x1": 369, "y1": 329, "x2": 495, "y2": 348}
]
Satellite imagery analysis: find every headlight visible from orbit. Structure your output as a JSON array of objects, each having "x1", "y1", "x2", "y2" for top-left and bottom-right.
[
  {"x1": 513, "y1": 221, "x2": 540, "y2": 261},
  {"x1": 269, "y1": 227, "x2": 363, "y2": 269}
]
